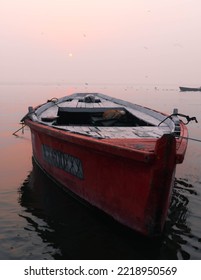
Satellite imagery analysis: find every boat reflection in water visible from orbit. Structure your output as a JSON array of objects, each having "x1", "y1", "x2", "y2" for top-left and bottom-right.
[
  {"x1": 18, "y1": 159, "x2": 196, "y2": 260},
  {"x1": 161, "y1": 179, "x2": 199, "y2": 259}
]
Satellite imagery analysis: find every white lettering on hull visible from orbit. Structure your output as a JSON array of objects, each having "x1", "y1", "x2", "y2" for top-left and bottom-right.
[{"x1": 42, "y1": 144, "x2": 84, "y2": 179}]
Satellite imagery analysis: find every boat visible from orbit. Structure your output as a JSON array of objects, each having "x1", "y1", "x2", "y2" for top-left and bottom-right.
[
  {"x1": 20, "y1": 92, "x2": 195, "y2": 237},
  {"x1": 179, "y1": 86, "x2": 201, "y2": 92}
]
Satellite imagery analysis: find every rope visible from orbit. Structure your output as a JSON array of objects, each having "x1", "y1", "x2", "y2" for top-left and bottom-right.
[
  {"x1": 178, "y1": 136, "x2": 201, "y2": 143},
  {"x1": 12, "y1": 123, "x2": 26, "y2": 136},
  {"x1": 158, "y1": 113, "x2": 198, "y2": 126},
  {"x1": 13, "y1": 97, "x2": 59, "y2": 136}
]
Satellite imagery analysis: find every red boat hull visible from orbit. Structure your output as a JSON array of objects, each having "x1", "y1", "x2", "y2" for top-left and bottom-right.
[{"x1": 25, "y1": 119, "x2": 187, "y2": 236}]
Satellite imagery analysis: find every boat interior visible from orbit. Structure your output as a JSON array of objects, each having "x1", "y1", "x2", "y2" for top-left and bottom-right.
[
  {"x1": 36, "y1": 93, "x2": 174, "y2": 139},
  {"x1": 54, "y1": 107, "x2": 154, "y2": 127}
]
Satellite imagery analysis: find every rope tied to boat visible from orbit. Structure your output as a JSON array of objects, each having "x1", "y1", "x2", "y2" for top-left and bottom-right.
[
  {"x1": 13, "y1": 106, "x2": 36, "y2": 136},
  {"x1": 13, "y1": 98, "x2": 60, "y2": 136},
  {"x1": 158, "y1": 113, "x2": 198, "y2": 126},
  {"x1": 177, "y1": 135, "x2": 201, "y2": 143},
  {"x1": 12, "y1": 122, "x2": 26, "y2": 136},
  {"x1": 158, "y1": 112, "x2": 201, "y2": 143}
]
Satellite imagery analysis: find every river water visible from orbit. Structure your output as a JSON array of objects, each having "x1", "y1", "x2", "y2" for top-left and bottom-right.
[{"x1": 0, "y1": 84, "x2": 201, "y2": 260}]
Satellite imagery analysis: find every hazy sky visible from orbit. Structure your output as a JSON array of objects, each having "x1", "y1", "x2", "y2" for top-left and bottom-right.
[{"x1": 1, "y1": 0, "x2": 201, "y2": 85}]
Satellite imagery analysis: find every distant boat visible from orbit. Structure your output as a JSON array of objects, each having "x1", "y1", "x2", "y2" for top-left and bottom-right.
[
  {"x1": 21, "y1": 92, "x2": 191, "y2": 237},
  {"x1": 179, "y1": 86, "x2": 201, "y2": 92}
]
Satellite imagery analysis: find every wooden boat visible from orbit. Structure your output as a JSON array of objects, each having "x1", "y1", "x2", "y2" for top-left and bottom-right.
[
  {"x1": 21, "y1": 92, "x2": 190, "y2": 237},
  {"x1": 179, "y1": 86, "x2": 201, "y2": 92}
]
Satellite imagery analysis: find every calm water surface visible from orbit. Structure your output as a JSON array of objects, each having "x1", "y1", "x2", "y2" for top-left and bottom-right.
[{"x1": 0, "y1": 84, "x2": 201, "y2": 259}]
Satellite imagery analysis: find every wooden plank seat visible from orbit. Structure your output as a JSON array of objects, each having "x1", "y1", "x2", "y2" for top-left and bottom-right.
[
  {"x1": 78, "y1": 97, "x2": 101, "y2": 103},
  {"x1": 57, "y1": 107, "x2": 125, "y2": 113}
]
